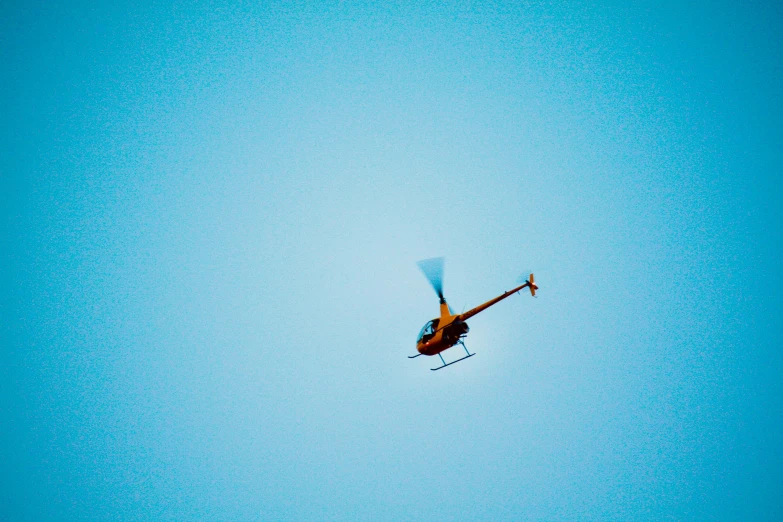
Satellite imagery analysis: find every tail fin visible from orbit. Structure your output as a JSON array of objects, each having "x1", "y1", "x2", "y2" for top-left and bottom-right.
[{"x1": 528, "y1": 273, "x2": 537, "y2": 297}]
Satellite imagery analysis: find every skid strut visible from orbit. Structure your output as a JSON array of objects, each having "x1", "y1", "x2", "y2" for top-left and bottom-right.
[{"x1": 430, "y1": 339, "x2": 474, "y2": 371}]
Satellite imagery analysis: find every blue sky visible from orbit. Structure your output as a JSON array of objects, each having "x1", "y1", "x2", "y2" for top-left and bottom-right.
[{"x1": 3, "y1": 1, "x2": 782, "y2": 520}]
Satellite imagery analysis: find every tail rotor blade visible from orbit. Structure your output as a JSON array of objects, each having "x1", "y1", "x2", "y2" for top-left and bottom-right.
[
  {"x1": 517, "y1": 271, "x2": 538, "y2": 296},
  {"x1": 417, "y1": 257, "x2": 445, "y2": 301}
]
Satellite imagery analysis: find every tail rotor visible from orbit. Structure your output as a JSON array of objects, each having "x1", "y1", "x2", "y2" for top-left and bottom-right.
[{"x1": 518, "y1": 272, "x2": 539, "y2": 297}]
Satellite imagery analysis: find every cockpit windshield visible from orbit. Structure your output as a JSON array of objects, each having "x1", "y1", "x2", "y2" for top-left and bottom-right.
[{"x1": 417, "y1": 319, "x2": 440, "y2": 343}]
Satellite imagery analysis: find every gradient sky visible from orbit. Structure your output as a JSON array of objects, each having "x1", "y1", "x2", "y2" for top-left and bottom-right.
[{"x1": 3, "y1": 1, "x2": 782, "y2": 520}]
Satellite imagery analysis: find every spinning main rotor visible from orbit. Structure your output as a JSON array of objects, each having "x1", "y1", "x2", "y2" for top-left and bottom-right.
[{"x1": 417, "y1": 256, "x2": 446, "y2": 303}]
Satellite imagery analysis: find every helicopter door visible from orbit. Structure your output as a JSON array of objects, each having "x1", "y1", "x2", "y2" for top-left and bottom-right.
[{"x1": 417, "y1": 319, "x2": 440, "y2": 343}]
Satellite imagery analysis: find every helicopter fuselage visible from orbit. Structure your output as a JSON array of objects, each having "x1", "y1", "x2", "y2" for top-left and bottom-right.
[
  {"x1": 416, "y1": 314, "x2": 470, "y2": 356},
  {"x1": 414, "y1": 279, "x2": 536, "y2": 357}
]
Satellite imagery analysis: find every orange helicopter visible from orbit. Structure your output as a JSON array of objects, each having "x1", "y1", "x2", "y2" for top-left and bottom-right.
[{"x1": 409, "y1": 257, "x2": 538, "y2": 371}]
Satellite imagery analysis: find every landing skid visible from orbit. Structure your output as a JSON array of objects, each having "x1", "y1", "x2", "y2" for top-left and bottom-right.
[
  {"x1": 431, "y1": 340, "x2": 475, "y2": 371},
  {"x1": 407, "y1": 353, "x2": 422, "y2": 359},
  {"x1": 431, "y1": 352, "x2": 474, "y2": 371}
]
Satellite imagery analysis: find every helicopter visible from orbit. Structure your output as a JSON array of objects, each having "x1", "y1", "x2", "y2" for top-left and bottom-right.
[{"x1": 409, "y1": 257, "x2": 538, "y2": 371}]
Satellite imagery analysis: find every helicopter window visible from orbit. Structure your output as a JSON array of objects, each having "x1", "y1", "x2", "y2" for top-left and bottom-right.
[{"x1": 417, "y1": 319, "x2": 440, "y2": 342}]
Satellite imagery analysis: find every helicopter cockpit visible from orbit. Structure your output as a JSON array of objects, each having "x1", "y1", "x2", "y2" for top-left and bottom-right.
[{"x1": 417, "y1": 318, "x2": 440, "y2": 344}]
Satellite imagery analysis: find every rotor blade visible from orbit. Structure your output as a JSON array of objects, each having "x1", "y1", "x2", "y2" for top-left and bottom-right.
[
  {"x1": 417, "y1": 257, "x2": 444, "y2": 300},
  {"x1": 517, "y1": 271, "x2": 533, "y2": 285}
]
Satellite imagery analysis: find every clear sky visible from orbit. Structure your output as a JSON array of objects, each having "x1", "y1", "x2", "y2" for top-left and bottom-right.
[{"x1": 3, "y1": 1, "x2": 782, "y2": 520}]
